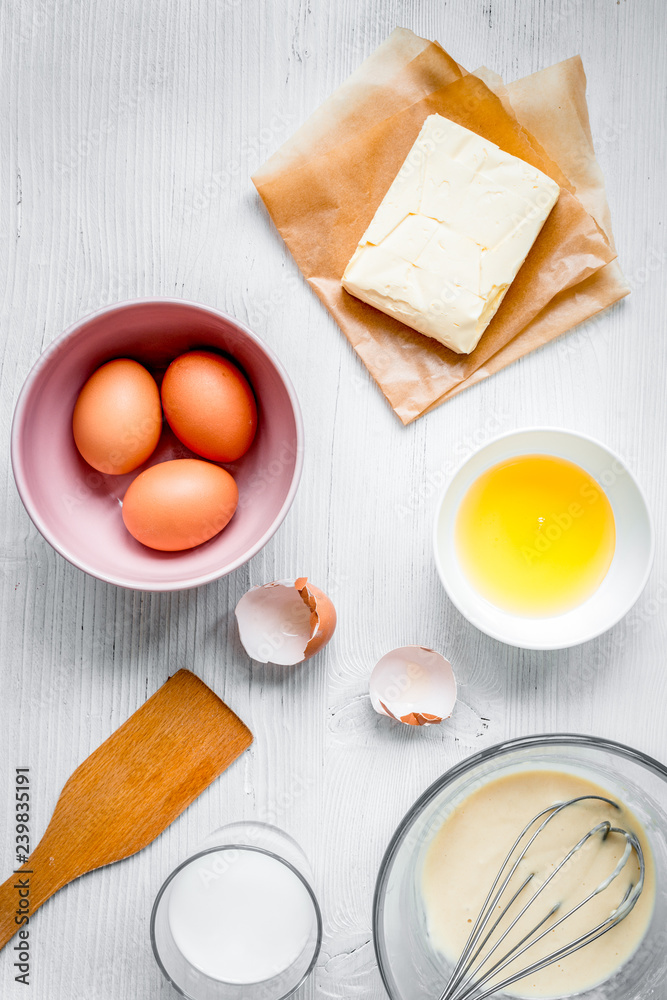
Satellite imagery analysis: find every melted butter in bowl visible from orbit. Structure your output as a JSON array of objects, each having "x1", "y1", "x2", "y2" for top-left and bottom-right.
[{"x1": 421, "y1": 770, "x2": 655, "y2": 999}]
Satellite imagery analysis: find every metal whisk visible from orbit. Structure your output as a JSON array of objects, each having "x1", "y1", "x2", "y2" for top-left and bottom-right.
[{"x1": 438, "y1": 795, "x2": 645, "y2": 1000}]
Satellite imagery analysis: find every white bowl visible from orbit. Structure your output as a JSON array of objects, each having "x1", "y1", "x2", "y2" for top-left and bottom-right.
[{"x1": 433, "y1": 428, "x2": 654, "y2": 650}]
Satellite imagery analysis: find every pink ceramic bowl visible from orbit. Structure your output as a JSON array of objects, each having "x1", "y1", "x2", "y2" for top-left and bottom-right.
[{"x1": 11, "y1": 299, "x2": 304, "y2": 591}]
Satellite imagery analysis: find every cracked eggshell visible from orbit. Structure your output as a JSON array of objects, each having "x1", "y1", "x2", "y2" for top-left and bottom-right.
[
  {"x1": 369, "y1": 645, "x2": 457, "y2": 726},
  {"x1": 235, "y1": 578, "x2": 336, "y2": 665}
]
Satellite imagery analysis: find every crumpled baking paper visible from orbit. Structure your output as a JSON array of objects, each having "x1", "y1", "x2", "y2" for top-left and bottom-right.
[{"x1": 253, "y1": 29, "x2": 628, "y2": 424}]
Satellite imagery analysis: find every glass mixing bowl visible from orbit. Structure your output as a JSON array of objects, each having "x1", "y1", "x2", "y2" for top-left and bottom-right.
[{"x1": 373, "y1": 734, "x2": 667, "y2": 1000}]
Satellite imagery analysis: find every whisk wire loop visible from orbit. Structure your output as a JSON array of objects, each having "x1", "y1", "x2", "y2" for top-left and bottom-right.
[
  {"x1": 441, "y1": 796, "x2": 616, "y2": 999},
  {"x1": 442, "y1": 795, "x2": 617, "y2": 998},
  {"x1": 468, "y1": 871, "x2": 643, "y2": 1000},
  {"x1": 437, "y1": 796, "x2": 645, "y2": 1000}
]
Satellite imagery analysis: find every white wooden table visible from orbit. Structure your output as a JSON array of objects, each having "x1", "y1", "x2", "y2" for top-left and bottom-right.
[{"x1": 1, "y1": 1, "x2": 665, "y2": 997}]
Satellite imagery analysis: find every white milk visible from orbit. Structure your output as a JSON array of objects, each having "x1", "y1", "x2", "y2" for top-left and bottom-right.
[{"x1": 167, "y1": 848, "x2": 316, "y2": 984}]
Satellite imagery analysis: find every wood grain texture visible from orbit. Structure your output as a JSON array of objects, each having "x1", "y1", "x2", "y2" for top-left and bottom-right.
[
  {"x1": 1, "y1": 0, "x2": 666, "y2": 997},
  {"x1": 0, "y1": 669, "x2": 251, "y2": 951}
]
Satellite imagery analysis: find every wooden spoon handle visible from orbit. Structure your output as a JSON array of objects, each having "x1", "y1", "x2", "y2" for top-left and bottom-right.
[{"x1": 0, "y1": 841, "x2": 74, "y2": 951}]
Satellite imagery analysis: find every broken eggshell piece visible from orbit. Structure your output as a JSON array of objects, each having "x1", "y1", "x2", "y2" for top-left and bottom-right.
[
  {"x1": 235, "y1": 578, "x2": 336, "y2": 665},
  {"x1": 369, "y1": 646, "x2": 457, "y2": 726}
]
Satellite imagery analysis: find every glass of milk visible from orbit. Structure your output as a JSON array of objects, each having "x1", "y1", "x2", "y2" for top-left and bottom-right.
[{"x1": 151, "y1": 822, "x2": 322, "y2": 999}]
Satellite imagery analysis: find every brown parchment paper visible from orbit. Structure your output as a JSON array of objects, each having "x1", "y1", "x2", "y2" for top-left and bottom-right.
[
  {"x1": 433, "y1": 58, "x2": 629, "y2": 409},
  {"x1": 253, "y1": 31, "x2": 627, "y2": 424}
]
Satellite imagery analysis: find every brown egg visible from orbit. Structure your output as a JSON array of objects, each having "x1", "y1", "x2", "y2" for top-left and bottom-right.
[
  {"x1": 72, "y1": 358, "x2": 162, "y2": 474},
  {"x1": 161, "y1": 350, "x2": 257, "y2": 463},
  {"x1": 122, "y1": 459, "x2": 239, "y2": 551}
]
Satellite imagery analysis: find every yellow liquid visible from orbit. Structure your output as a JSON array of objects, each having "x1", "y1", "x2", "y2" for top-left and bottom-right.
[{"x1": 455, "y1": 454, "x2": 616, "y2": 616}]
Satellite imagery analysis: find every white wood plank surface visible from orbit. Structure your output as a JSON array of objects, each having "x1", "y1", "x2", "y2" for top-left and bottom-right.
[{"x1": 1, "y1": 1, "x2": 666, "y2": 997}]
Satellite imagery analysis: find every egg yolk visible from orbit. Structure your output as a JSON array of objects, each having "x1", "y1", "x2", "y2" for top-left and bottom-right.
[{"x1": 455, "y1": 454, "x2": 616, "y2": 616}]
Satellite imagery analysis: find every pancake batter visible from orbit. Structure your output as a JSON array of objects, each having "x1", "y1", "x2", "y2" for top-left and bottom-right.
[{"x1": 422, "y1": 770, "x2": 655, "y2": 998}]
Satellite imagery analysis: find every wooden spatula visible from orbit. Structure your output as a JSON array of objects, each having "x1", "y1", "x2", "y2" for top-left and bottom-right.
[{"x1": 0, "y1": 669, "x2": 252, "y2": 951}]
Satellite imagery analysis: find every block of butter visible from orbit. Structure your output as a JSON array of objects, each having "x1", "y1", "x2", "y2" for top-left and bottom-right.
[{"x1": 342, "y1": 114, "x2": 560, "y2": 354}]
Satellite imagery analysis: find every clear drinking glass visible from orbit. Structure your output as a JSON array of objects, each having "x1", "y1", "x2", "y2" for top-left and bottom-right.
[{"x1": 151, "y1": 821, "x2": 322, "y2": 1000}]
